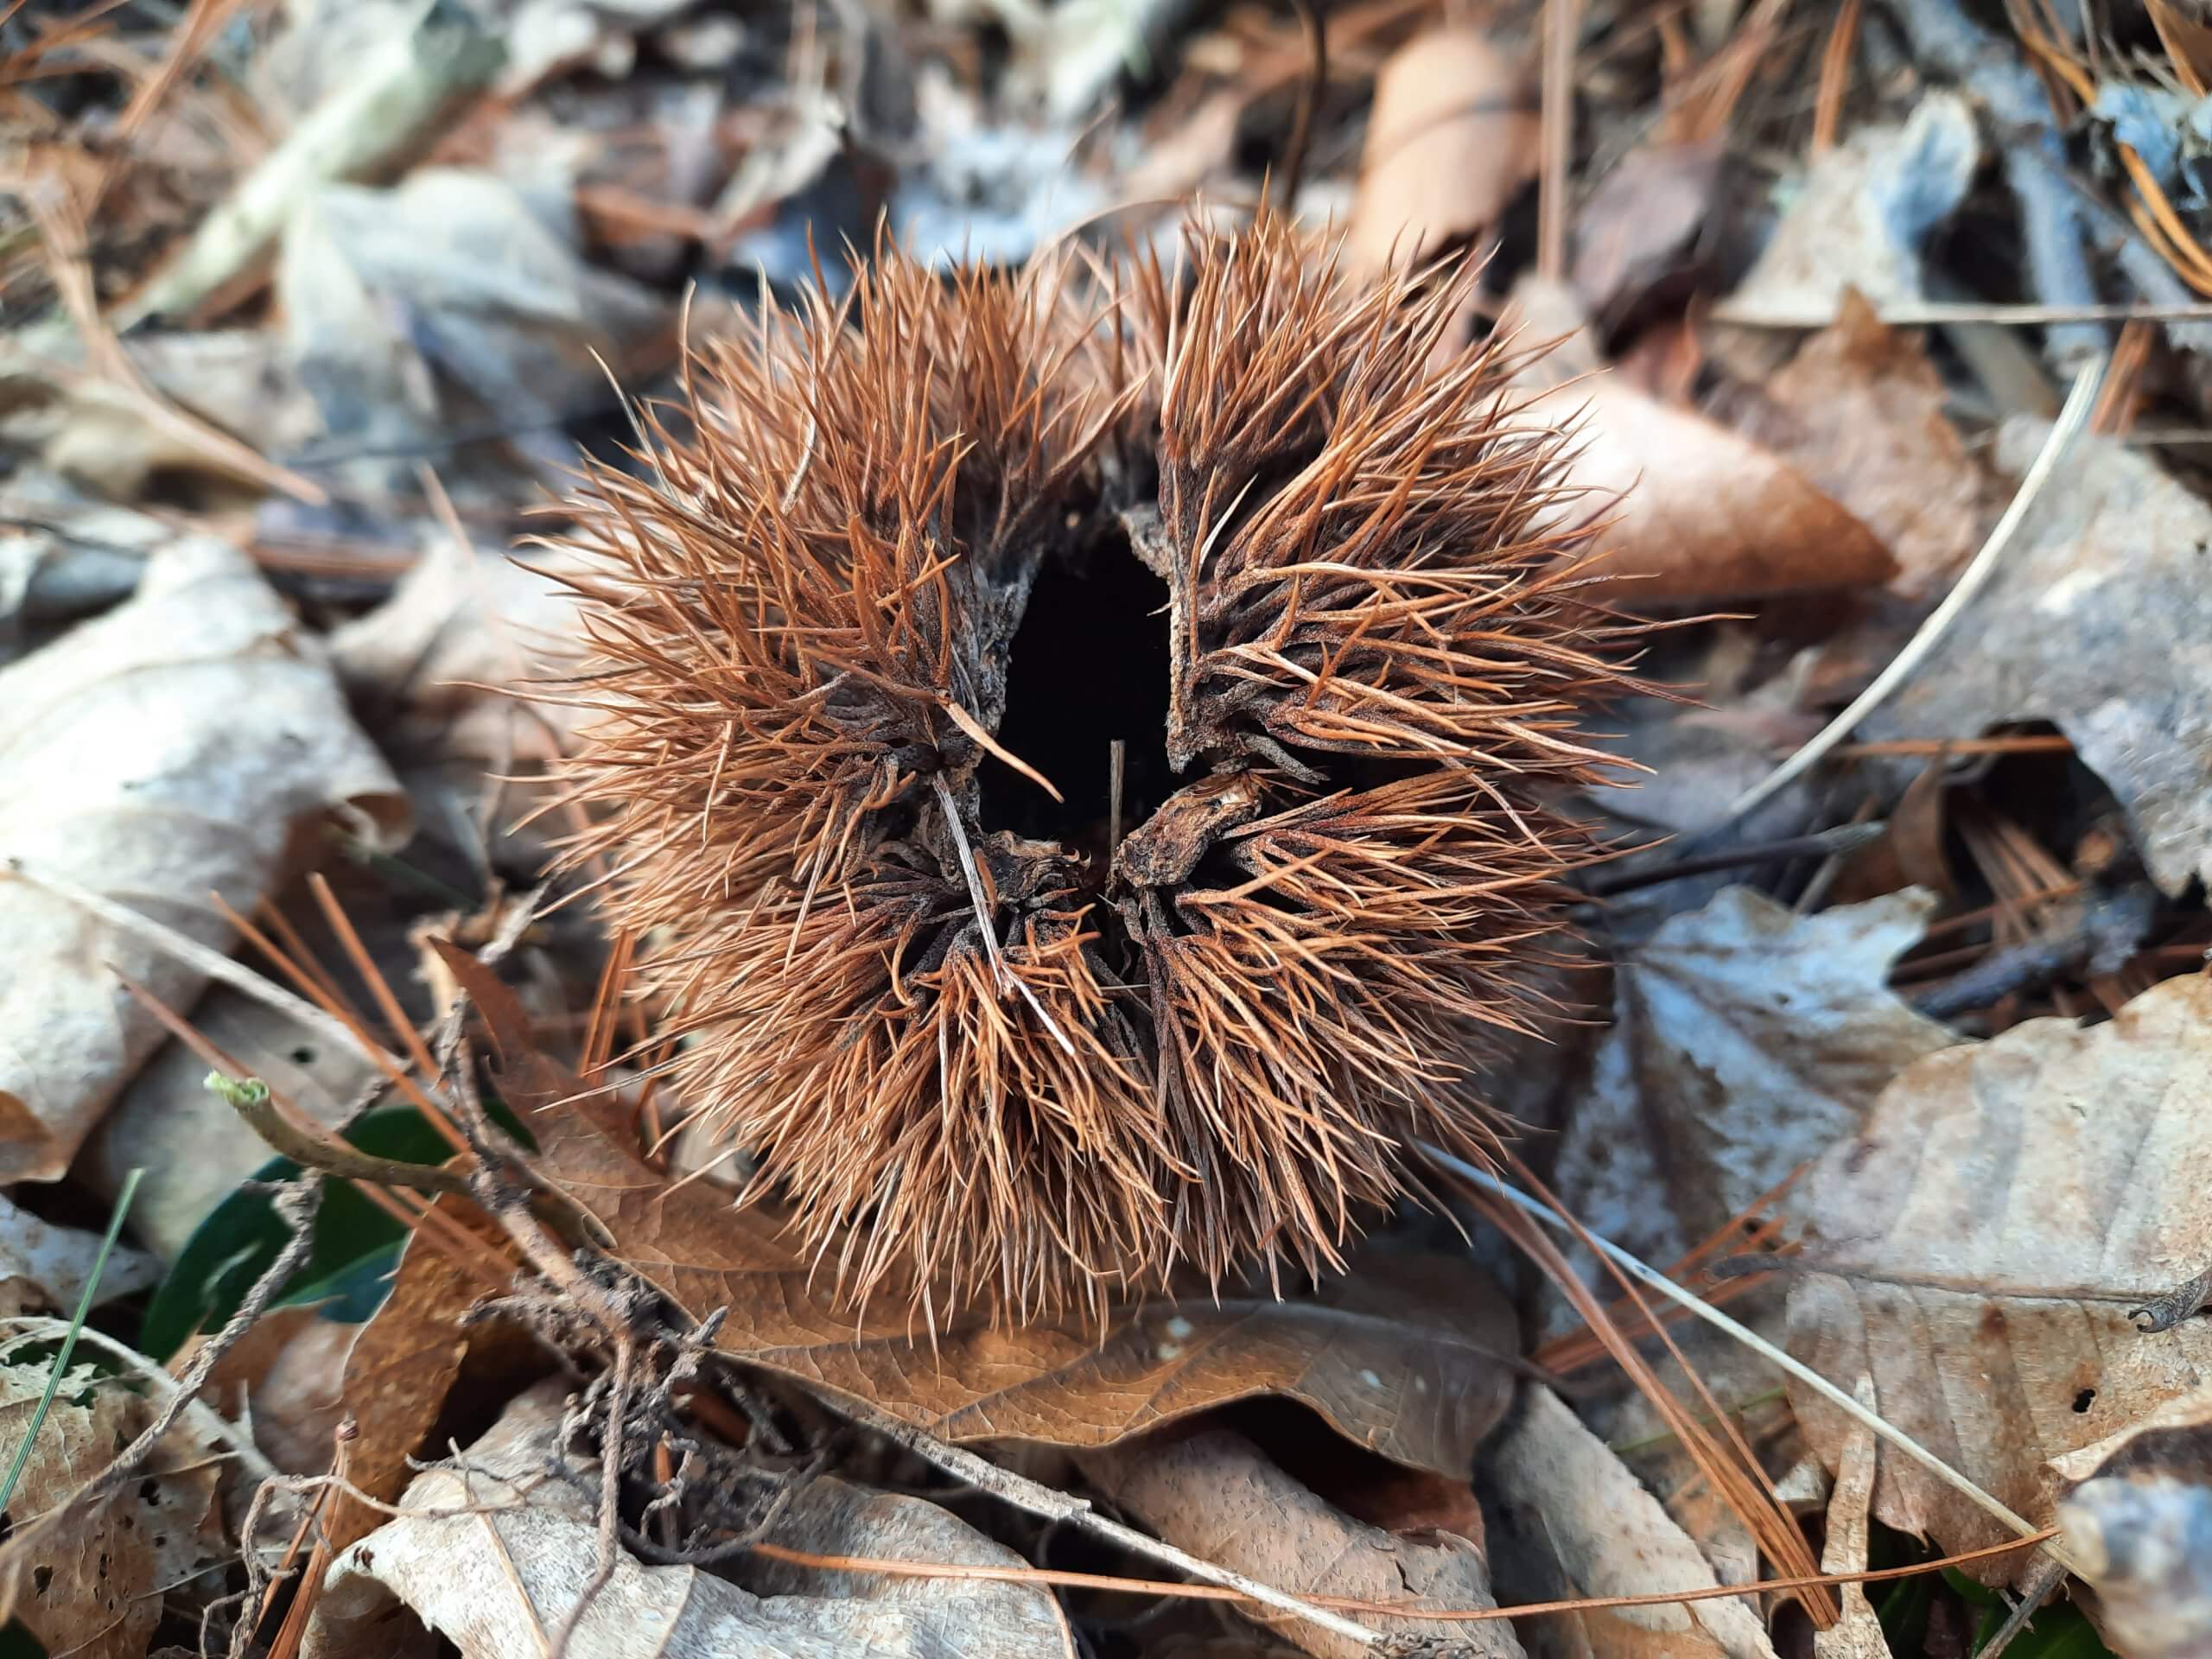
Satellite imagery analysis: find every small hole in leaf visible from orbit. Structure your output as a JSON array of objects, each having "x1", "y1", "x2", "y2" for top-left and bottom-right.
[
  {"x1": 138, "y1": 1477, "x2": 160, "y2": 1504},
  {"x1": 2073, "y1": 1388, "x2": 2097, "y2": 1413},
  {"x1": 32, "y1": 1566, "x2": 50, "y2": 1596},
  {"x1": 291, "y1": 1046, "x2": 316, "y2": 1065}
]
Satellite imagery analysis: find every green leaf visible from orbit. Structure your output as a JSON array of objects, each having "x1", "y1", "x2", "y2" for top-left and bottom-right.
[
  {"x1": 280, "y1": 1238, "x2": 408, "y2": 1322},
  {"x1": 1977, "y1": 1602, "x2": 2113, "y2": 1659},
  {"x1": 138, "y1": 1107, "x2": 454, "y2": 1361}
]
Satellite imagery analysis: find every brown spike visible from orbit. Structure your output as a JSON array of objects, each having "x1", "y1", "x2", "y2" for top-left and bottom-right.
[{"x1": 534, "y1": 213, "x2": 1637, "y2": 1322}]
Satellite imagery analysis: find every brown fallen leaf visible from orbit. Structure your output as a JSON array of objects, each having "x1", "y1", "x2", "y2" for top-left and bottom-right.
[
  {"x1": 1480, "y1": 1385, "x2": 1778, "y2": 1659},
  {"x1": 1345, "y1": 26, "x2": 1538, "y2": 279},
  {"x1": 323, "y1": 1221, "x2": 480, "y2": 1552},
  {"x1": 1081, "y1": 1427, "x2": 1520, "y2": 1659},
  {"x1": 1785, "y1": 973, "x2": 2212, "y2": 1580},
  {"x1": 440, "y1": 941, "x2": 1521, "y2": 1477},
  {"x1": 2049, "y1": 1384, "x2": 2212, "y2": 1657},
  {"x1": 0, "y1": 1360, "x2": 224, "y2": 1659},
  {"x1": 1866, "y1": 423, "x2": 2212, "y2": 899},
  {"x1": 306, "y1": 1377, "x2": 1073, "y2": 1659},
  {"x1": 1721, "y1": 291, "x2": 1993, "y2": 596},
  {"x1": 596, "y1": 1175, "x2": 1516, "y2": 1477},
  {"x1": 1510, "y1": 277, "x2": 1896, "y2": 606},
  {"x1": 195, "y1": 1304, "x2": 354, "y2": 1475},
  {"x1": 1548, "y1": 885, "x2": 1955, "y2": 1322},
  {"x1": 1571, "y1": 141, "x2": 1726, "y2": 319},
  {"x1": 0, "y1": 528, "x2": 409, "y2": 1183}
]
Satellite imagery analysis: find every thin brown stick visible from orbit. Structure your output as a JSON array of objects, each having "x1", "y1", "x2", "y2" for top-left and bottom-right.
[{"x1": 817, "y1": 1390, "x2": 1388, "y2": 1649}]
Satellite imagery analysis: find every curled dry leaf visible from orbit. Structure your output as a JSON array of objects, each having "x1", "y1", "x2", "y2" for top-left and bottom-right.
[
  {"x1": 0, "y1": 530, "x2": 408, "y2": 1182},
  {"x1": 305, "y1": 1378, "x2": 1072, "y2": 1659},
  {"x1": 1510, "y1": 277, "x2": 1896, "y2": 606},
  {"x1": 1345, "y1": 27, "x2": 1539, "y2": 278},
  {"x1": 1479, "y1": 1385, "x2": 1778, "y2": 1659},
  {"x1": 1080, "y1": 1428, "x2": 1522, "y2": 1659},
  {"x1": 1721, "y1": 292, "x2": 1992, "y2": 595},
  {"x1": 1548, "y1": 885, "x2": 1955, "y2": 1324},
  {"x1": 280, "y1": 168, "x2": 667, "y2": 451},
  {"x1": 195, "y1": 1303, "x2": 355, "y2": 1475},
  {"x1": 1721, "y1": 93, "x2": 1979, "y2": 326},
  {"x1": 1867, "y1": 423, "x2": 2212, "y2": 899},
  {"x1": 0, "y1": 498, "x2": 165, "y2": 661},
  {"x1": 2049, "y1": 1385, "x2": 2212, "y2": 1658},
  {"x1": 1785, "y1": 974, "x2": 2212, "y2": 1580},
  {"x1": 0, "y1": 1361, "x2": 224, "y2": 1659}
]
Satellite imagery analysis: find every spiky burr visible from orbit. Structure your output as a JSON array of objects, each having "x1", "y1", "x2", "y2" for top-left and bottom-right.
[{"x1": 539, "y1": 213, "x2": 1634, "y2": 1321}]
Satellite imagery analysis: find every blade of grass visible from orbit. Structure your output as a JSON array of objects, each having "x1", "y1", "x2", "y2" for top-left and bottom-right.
[{"x1": 0, "y1": 1167, "x2": 143, "y2": 1513}]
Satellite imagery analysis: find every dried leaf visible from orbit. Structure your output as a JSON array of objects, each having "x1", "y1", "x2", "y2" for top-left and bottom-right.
[
  {"x1": 1510, "y1": 278, "x2": 1896, "y2": 605},
  {"x1": 82, "y1": 984, "x2": 385, "y2": 1260},
  {"x1": 305, "y1": 1378, "x2": 1072, "y2": 1659},
  {"x1": 1811, "y1": 1379, "x2": 1892, "y2": 1659},
  {"x1": 1346, "y1": 28, "x2": 1538, "y2": 278},
  {"x1": 1784, "y1": 974, "x2": 2212, "y2": 1577},
  {"x1": 1866, "y1": 424, "x2": 2212, "y2": 899},
  {"x1": 0, "y1": 500, "x2": 149, "y2": 659},
  {"x1": 0, "y1": 1361, "x2": 223, "y2": 1659},
  {"x1": 1548, "y1": 886, "x2": 1955, "y2": 1323},
  {"x1": 1725, "y1": 293, "x2": 1993, "y2": 595},
  {"x1": 0, "y1": 1190, "x2": 159, "y2": 1314},
  {"x1": 328, "y1": 531, "x2": 588, "y2": 763},
  {"x1": 324, "y1": 1223, "x2": 478, "y2": 1552},
  {"x1": 1480, "y1": 1385, "x2": 1778, "y2": 1659},
  {"x1": 0, "y1": 530, "x2": 408, "y2": 1182},
  {"x1": 607, "y1": 1176, "x2": 1515, "y2": 1476},
  {"x1": 2050, "y1": 1385, "x2": 2212, "y2": 1657},
  {"x1": 197, "y1": 1303, "x2": 354, "y2": 1474},
  {"x1": 1722, "y1": 95, "x2": 1978, "y2": 326},
  {"x1": 280, "y1": 168, "x2": 666, "y2": 442},
  {"x1": 1081, "y1": 1427, "x2": 1520, "y2": 1659},
  {"x1": 1572, "y1": 142, "x2": 1726, "y2": 317},
  {"x1": 441, "y1": 941, "x2": 1521, "y2": 1476}
]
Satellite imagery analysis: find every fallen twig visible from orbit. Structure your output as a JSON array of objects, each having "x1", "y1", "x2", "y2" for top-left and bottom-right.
[{"x1": 816, "y1": 1389, "x2": 1390, "y2": 1649}]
